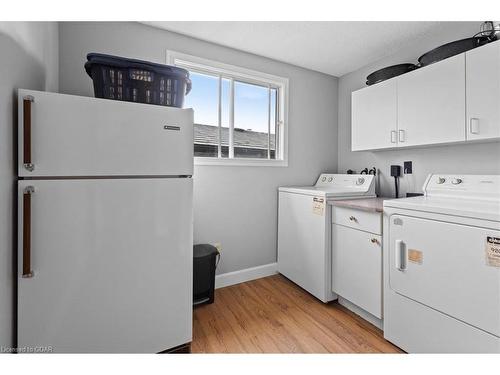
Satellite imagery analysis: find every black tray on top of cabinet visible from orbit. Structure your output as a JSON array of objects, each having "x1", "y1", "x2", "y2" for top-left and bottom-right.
[
  {"x1": 417, "y1": 36, "x2": 492, "y2": 67},
  {"x1": 366, "y1": 63, "x2": 417, "y2": 86}
]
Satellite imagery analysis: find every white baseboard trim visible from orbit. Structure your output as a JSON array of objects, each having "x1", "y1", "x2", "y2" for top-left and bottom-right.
[
  {"x1": 338, "y1": 297, "x2": 383, "y2": 330},
  {"x1": 215, "y1": 262, "x2": 278, "y2": 289}
]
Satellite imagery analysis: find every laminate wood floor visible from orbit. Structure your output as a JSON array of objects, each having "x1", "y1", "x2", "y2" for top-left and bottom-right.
[{"x1": 192, "y1": 274, "x2": 403, "y2": 353}]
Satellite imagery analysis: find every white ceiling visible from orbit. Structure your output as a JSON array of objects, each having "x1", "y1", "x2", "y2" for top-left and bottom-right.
[{"x1": 143, "y1": 21, "x2": 449, "y2": 77}]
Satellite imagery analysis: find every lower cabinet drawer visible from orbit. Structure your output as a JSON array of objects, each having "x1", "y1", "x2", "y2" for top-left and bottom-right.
[
  {"x1": 332, "y1": 206, "x2": 382, "y2": 235},
  {"x1": 332, "y1": 223, "x2": 382, "y2": 318}
]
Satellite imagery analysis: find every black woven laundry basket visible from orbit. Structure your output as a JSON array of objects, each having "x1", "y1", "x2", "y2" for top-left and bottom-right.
[{"x1": 85, "y1": 53, "x2": 191, "y2": 107}]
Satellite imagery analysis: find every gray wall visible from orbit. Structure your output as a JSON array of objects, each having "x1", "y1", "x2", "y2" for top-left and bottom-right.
[
  {"x1": 58, "y1": 22, "x2": 339, "y2": 274},
  {"x1": 338, "y1": 22, "x2": 500, "y2": 197},
  {"x1": 0, "y1": 21, "x2": 59, "y2": 348}
]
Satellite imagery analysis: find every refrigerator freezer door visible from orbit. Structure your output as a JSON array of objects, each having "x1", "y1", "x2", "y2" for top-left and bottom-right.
[
  {"x1": 18, "y1": 89, "x2": 193, "y2": 177},
  {"x1": 18, "y1": 178, "x2": 193, "y2": 353}
]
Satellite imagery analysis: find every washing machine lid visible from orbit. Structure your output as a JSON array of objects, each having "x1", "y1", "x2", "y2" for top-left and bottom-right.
[
  {"x1": 384, "y1": 174, "x2": 500, "y2": 222},
  {"x1": 279, "y1": 174, "x2": 375, "y2": 198}
]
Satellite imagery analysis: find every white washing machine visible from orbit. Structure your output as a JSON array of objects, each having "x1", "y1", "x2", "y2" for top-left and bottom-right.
[
  {"x1": 383, "y1": 174, "x2": 500, "y2": 353},
  {"x1": 278, "y1": 174, "x2": 375, "y2": 302}
]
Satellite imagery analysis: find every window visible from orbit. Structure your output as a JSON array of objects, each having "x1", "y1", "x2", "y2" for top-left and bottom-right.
[{"x1": 167, "y1": 51, "x2": 288, "y2": 166}]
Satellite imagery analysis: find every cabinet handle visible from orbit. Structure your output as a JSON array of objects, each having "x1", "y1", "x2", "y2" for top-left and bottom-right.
[
  {"x1": 349, "y1": 216, "x2": 357, "y2": 222},
  {"x1": 22, "y1": 186, "x2": 35, "y2": 278},
  {"x1": 371, "y1": 238, "x2": 379, "y2": 244},
  {"x1": 390, "y1": 130, "x2": 397, "y2": 143},
  {"x1": 469, "y1": 118, "x2": 480, "y2": 134},
  {"x1": 395, "y1": 239, "x2": 407, "y2": 271},
  {"x1": 23, "y1": 95, "x2": 35, "y2": 172},
  {"x1": 398, "y1": 129, "x2": 405, "y2": 143}
]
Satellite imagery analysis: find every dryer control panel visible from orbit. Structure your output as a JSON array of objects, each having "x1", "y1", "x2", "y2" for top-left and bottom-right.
[
  {"x1": 424, "y1": 174, "x2": 500, "y2": 200},
  {"x1": 315, "y1": 174, "x2": 374, "y2": 189}
]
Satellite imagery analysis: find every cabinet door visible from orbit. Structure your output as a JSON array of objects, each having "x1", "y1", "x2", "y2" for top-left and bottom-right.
[
  {"x1": 332, "y1": 224, "x2": 382, "y2": 318},
  {"x1": 466, "y1": 41, "x2": 500, "y2": 140},
  {"x1": 397, "y1": 54, "x2": 466, "y2": 147},
  {"x1": 351, "y1": 79, "x2": 397, "y2": 151}
]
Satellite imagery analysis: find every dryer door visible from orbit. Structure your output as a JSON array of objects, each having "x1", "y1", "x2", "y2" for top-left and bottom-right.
[{"x1": 389, "y1": 215, "x2": 500, "y2": 337}]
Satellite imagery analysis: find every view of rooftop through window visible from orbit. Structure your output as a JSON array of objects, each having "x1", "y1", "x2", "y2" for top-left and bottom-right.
[{"x1": 185, "y1": 71, "x2": 278, "y2": 159}]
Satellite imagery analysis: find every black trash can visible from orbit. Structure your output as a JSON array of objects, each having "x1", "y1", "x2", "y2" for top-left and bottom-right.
[{"x1": 193, "y1": 244, "x2": 220, "y2": 306}]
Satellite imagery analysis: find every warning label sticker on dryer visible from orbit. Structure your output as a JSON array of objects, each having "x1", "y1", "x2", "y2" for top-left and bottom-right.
[
  {"x1": 312, "y1": 197, "x2": 325, "y2": 216},
  {"x1": 486, "y1": 237, "x2": 500, "y2": 268},
  {"x1": 408, "y1": 249, "x2": 423, "y2": 265}
]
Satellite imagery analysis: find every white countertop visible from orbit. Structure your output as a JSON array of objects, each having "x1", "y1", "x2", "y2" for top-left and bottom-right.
[{"x1": 332, "y1": 197, "x2": 393, "y2": 213}]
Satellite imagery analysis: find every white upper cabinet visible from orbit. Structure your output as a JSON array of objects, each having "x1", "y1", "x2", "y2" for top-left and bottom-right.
[
  {"x1": 351, "y1": 79, "x2": 397, "y2": 151},
  {"x1": 466, "y1": 40, "x2": 500, "y2": 141},
  {"x1": 397, "y1": 53, "x2": 466, "y2": 147},
  {"x1": 351, "y1": 41, "x2": 500, "y2": 151}
]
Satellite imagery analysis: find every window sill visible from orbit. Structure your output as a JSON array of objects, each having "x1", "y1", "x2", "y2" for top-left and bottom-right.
[{"x1": 194, "y1": 157, "x2": 288, "y2": 167}]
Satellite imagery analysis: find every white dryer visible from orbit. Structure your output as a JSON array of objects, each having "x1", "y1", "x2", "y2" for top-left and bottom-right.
[
  {"x1": 383, "y1": 174, "x2": 500, "y2": 353},
  {"x1": 278, "y1": 174, "x2": 375, "y2": 302}
]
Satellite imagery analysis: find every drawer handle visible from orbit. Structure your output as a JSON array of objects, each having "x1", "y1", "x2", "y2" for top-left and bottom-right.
[{"x1": 349, "y1": 216, "x2": 357, "y2": 222}]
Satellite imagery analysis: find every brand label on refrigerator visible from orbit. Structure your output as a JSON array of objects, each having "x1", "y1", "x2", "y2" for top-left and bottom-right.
[
  {"x1": 486, "y1": 236, "x2": 500, "y2": 268},
  {"x1": 312, "y1": 197, "x2": 325, "y2": 216}
]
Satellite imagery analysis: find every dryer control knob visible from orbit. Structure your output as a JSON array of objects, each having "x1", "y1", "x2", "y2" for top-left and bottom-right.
[
  {"x1": 356, "y1": 178, "x2": 365, "y2": 185},
  {"x1": 437, "y1": 177, "x2": 446, "y2": 184},
  {"x1": 321, "y1": 177, "x2": 327, "y2": 182},
  {"x1": 328, "y1": 177, "x2": 333, "y2": 182},
  {"x1": 451, "y1": 178, "x2": 463, "y2": 185}
]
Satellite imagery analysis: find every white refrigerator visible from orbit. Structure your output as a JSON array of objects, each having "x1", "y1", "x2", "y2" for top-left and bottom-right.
[{"x1": 17, "y1": 89, "x2": 193, "y2": 353}]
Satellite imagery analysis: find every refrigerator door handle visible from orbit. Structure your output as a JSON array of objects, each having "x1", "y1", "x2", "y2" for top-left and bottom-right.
[
  {"x1": 23, "y1": 186, "x2": 35, "y2": 278},
  {"x1": 23, "y1": 95, "x2": 35, "y2": 172}
]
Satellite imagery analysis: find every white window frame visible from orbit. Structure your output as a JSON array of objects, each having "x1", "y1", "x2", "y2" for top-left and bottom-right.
[{"x1": 166, "y1": 50, "x2": 289, "y2": 167}]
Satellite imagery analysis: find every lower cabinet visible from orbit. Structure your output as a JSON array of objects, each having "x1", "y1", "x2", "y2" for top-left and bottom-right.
[{"x1": 332, "y1": 208, "x2": 382, "y2": 319}]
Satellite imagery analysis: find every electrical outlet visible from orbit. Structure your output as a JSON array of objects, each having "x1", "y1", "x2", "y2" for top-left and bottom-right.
[
  {"x1": 213, "y1": 242, "x2": 222, "y2": 253},
  {"x1": 404, "y1": 161, "x2": 413, "y2": 174}
]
